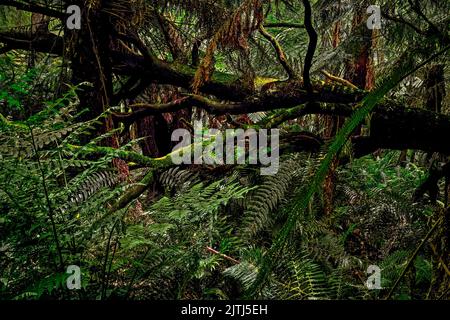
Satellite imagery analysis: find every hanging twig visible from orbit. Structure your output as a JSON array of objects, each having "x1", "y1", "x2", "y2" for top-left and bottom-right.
[
  {"x1": 206, "y1": 246, "x2": 240, "y2": 264},
  {"x1": 302, "y1": 0, "x2": 317, "y2": 95}
]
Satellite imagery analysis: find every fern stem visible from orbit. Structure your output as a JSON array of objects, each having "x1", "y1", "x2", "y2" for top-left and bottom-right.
[
  {"x1": 101, "y1": 219, "x2": 119, "y2": 299},
  {"x1": 124, "y1": 247, "x2": 151, "y2": 300},
  {"x1": 29, "y1": 125, "x2": 64, "y2": 270},
  {"x1": 104, "y1": 241, "x2": 118, "y2": 298}
]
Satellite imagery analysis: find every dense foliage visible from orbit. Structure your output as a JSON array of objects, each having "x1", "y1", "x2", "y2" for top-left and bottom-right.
[{"x1": 0, "y1": 0, "x2": 449, "y2": 300}]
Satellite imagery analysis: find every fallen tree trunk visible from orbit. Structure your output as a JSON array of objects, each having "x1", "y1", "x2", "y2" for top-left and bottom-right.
[{"x1": 2, "y1": 31, "x2": 449, "y2": 157}]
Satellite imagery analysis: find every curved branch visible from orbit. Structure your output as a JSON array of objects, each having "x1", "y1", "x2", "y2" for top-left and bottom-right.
[
  {"x1": 108, "y1": 169, "x2": 155, "y2": 213},
  {"x1": 408, "y1": 0, "x2": 449, "y2": 44},
  {"x1": 0, "y1": 0, "x2": 65, "y2": 19},
  {"x1": 110, "y1": 50, "x2": 250, "y2": 101},
  {"x1": 0, "y1": 31, "x2": 63, "y2": 55},
  {"x1": 264, "y1": 22, "x2": 305, "y2": 29},
  {"x1": 259, "y1": 25, "x2": 297, "y2": 79},
  {"x1": 321, "y1": 70, "x2": 358, "y2": 89},
  {"x1": 112, "y1": 95, "x2": 252, "y2": 124},
  {"x1": 114, "y1": 83, "x2": 362, "y2": 122},
  {"x1": 302, "y1": 0, "x2": 318, "y2": 95},
  {"x1": 381, "y1": 10, "x2": 427, "y2": 36},
  {"x1": 112, "y1": 97, "x2": 193, "y2": 125}
]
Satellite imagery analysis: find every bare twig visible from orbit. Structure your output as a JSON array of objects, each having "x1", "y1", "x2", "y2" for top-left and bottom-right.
[
  {"x1": 321, "y1": 70, "x2": 358, "y2": 89},
  {"x1": 429, "y1": 243, "x2": 450, "y2": 277},
  {"x1": 381, "y1": 10, "x2": 426, "y2": 36},
  {"x1": 206, "y1": 246, "x2": 240, "y2": 264},
  {"x1": 408, "y1": 0, "x2": 445, "y2": 41},
  {"x1": 259, "y1": 25, "x2": 296, "y2": 79},
  {"x1": 0, "y1": 0, "x2": 65, "y2": 19}
]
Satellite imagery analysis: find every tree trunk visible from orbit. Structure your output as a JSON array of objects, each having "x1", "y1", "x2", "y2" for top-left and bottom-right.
[{"x1": 324, "y1": 1, "x2": 375, "y2": 216}]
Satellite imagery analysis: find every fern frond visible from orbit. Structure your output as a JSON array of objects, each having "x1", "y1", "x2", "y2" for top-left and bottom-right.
[{"x1": 239, "y1": 153, "x2": 306, "y2": 240}]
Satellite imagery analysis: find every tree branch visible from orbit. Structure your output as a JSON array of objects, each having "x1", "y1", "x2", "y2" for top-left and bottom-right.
[
  {"x1": 154, "y1": 11, "x2": 188, "y2": 63},
  {"x1": 301, "y1": 0, "x2": 318, "y2": 95},
  {"x1": 381, "y1": 10, "x2": 427, "y2": 36},
  {"x1": 111, "y1": 75, "x2": 150, "y2": 105},
  {"x1": 321, "y1": 70, "x2": 358, "y2": 89},
  {"x1": 408, "y1": 0, "x2": 449, "y2": 44},
  {"x1": 114, "y1": 31, "x2": 156, "y2": 64},
  {"x1": 260, "y1": 100, "x2": 450, "y2": 156},
  {"x1": 66, "y1": 144, "x2": 174, "y2": 169},
  {"x1": 113, "y1": 84, "x2": 363, "y2": 124},
  {"x1": 264, "y1": 22, "x2": 305, "y2": 29},
  {"x1": 108, "y1": 169, "x2": 155, "y2": 213},
  {"x1": 206, "y1": 246, "x2": 240, "y2": 264},
  {"x1": 259, "y1": 25, "x2": 297, "y2": 79},
  {"x1": 0, "y1": 0, "x2": 65, "y2": 19},
  {"x1": 111, "y1": 50, "x2": 366, "y2": 106},
  {"x1": 110, "y1": 50, "x2": 250, "y2": 101},
  {"x1": 112, "y1": 97, "x2": 194, "y2": 125},
  {"x1": 413, "y1": 162, "x2": 450, "y2": 203},
  {"x1": 0, "y1": 31, "x2": 63, "y2": 55}
]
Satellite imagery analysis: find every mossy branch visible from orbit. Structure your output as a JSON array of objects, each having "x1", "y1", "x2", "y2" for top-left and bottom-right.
[
  {"x1": 259, "y1": 25, "x2": 296, "y2": 79},
  {"x1": 66, "y1": 144, "x2": 174, "y2": 169},
  {"x1": 321, "y1": 70, "x2": 359, "y2": 90},
  {"x1": 108, "y1": 169, "x2": 155, "y2": 213}
]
